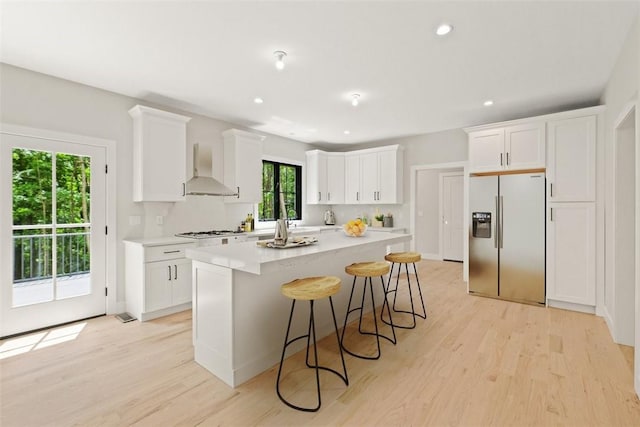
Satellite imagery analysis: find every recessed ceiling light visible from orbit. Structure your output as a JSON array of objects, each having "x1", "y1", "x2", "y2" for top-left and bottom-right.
[
  {"x1": 254, "y1": 97, "x2": 264, "y2": 104},
  {"x1": 344, "y1": 130, "x2": 351, "y2": 135},
  {"x1": 436, "y1": 23, "x2": 453, "y2": 36},
  {"x1": 351, "y1": 94, "x2": 360, "y2": 107},
  {"x1": 483, "y1": 99, "x2": 494, "y2": 107},
  {"x1": 274, "y1": 50, "x2": 287, "y2": 70}
]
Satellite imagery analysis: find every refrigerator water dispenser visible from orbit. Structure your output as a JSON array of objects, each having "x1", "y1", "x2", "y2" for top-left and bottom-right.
[{"x1": 472, "y1": 212, "x2": 492, "y2": 238}]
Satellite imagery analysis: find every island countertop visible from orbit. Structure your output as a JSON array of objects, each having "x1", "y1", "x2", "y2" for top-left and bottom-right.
[{"x1": 185, "y1": 231, "x2": 411, "y2": 275}]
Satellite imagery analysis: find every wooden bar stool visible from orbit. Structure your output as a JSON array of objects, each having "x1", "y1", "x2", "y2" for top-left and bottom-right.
[
  {"x1": 381, "y1": 252, "x2": 426, "y2": 329},
  {"x1": 276, "y1": 276, "x2": 348, "y2": 412},
  {"x1": 341, "y1": 261, "x2": 396, "y2": 360}
]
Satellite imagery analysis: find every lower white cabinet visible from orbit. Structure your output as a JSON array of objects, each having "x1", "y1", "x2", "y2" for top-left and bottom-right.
[
  {"x1": 546, "y1": 202, "x2": 596, "y2": 310},
  {"x1": 124, "y1": 240, "x2": 196, "y2": 321}
]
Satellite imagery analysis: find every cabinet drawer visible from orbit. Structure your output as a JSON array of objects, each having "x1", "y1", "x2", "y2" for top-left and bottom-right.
[{"x1": 145, "y1": 243, "x2": 194, "y2": 262}]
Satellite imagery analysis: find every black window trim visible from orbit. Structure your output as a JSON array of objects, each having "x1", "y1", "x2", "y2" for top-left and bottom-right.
[{"x1": 259, "y1": 158, "x2": 303, "y2": 222}]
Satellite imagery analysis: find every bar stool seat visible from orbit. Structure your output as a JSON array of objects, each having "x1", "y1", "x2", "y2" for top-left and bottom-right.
[
  {"x1": 276, "y1": 276, "x2": 348, "y2": 412},
  {"x1": 382, "y1": 252, "x2": 426, "y2": 330},
  {"x1": 341, "y1": 261, "x2": 396, "y2": 360}
]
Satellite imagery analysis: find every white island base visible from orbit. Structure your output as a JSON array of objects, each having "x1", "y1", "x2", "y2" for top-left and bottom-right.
[{"x1": 187, "y1": 232, "x2": 411, "y2": 387}]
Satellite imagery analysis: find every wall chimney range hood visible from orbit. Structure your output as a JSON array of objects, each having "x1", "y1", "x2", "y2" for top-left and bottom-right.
[{"x1": 185, "y1": 144, "x2": 238, "y2": 196}]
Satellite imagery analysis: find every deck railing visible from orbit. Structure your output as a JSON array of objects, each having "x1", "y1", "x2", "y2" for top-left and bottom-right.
[{"x1": 13, "y1": 224, "x2": 90, "y2": 283}]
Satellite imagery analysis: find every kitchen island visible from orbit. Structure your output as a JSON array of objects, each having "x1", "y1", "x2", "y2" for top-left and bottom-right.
[{"x1": 185, "y1": 231, "x2": 411, "y2": 387}]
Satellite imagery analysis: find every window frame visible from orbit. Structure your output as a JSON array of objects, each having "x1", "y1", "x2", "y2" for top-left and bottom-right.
[{"x1": 259, "y1": 158, "x2": 303, "y2": 223}]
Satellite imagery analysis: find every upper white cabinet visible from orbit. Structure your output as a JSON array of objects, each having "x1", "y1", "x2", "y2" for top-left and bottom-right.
[
  {"x1": 344, "y1": 153, "x2": 361, "y2": 204},
  {"x1": 345, "y1": 145, "x2": 404, "y2": 204},
  {"x1": 306, "y1": 151, "x2": 344, "y2": 204},
  {"x1": 128, "y1": 105, "x2": 191, "y2": 202},
  {"x1": 468, "y1": 122, "x2": 545, "y2": 173},
  {"x1": 222, "y1": 129, "x2": 265, "y2": 204},
  {"x1": 547, "y1": 115, "x2": 596, "y2": 202}
]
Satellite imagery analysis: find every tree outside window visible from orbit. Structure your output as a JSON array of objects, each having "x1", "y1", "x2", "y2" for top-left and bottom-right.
[{"x1": 259, "y1": 160, "x2": 301, "y2": 221}]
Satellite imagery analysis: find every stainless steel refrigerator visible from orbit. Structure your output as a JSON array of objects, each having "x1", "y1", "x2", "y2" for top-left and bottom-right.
[{"x1": 469, "y1": 172, "x2": 545, "y2": 305}]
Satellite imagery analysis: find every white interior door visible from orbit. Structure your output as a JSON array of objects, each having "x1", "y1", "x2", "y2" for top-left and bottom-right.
[
  {"x1": 441, "y1": 173, "x2": 464, "y2": 261},
  {"x1": 1, "y1": 133, "x2": 106, "y2": 337}
]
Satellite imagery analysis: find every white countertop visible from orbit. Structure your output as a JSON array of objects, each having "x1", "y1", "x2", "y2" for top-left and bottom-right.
[{"x1": 186, "y1": 231, "x2": 411, "y2": 275}]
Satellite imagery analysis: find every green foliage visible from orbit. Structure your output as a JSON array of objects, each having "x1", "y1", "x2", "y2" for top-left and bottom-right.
[{"x1": 12, "y1": 148, "x2": 92, "y2": 281}]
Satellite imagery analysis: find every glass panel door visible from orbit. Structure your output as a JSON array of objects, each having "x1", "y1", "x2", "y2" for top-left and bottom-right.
[{"x1": 1, "y1": 133, "x2": 106, "y2": 337}]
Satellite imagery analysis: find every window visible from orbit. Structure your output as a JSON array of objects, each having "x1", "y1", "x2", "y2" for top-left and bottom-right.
[{"x1": 259, "y1": 160, "x2": 302, "y2": 221}]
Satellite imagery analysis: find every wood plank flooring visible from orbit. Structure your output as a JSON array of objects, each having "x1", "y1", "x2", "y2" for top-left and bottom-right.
[{"x1": 1, "y1": 260, "x2": 639, "y2": 426}]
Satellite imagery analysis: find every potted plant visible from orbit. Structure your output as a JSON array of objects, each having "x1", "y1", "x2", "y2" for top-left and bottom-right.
[{"x1": 373, "y1": 213, "x2": 384, "y2": 227}]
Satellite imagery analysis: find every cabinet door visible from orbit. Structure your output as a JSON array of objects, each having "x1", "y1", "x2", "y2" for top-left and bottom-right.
[
  {"x1": 129, "y1": 105, "x2": 190, "y2": 202},
  {"x1": 377, "y1": 149, "x2": 401, "y2": 203},
  {"x1": 546, "y1": 202, "x2": 596, "y2": 306},
  {"x1": 223, "y1": 130, "x2": 264, "y2": 204},
  {"x1": 505, "y1": 122, "x2": 545, "y2": 170},
  {"x1": 468, "y1": 128, "x2": 505, "y2": 173},
  {"x1": 547, "y1": 116, "x2": 596, "y2": 202},
  {"x1": 306, "y1": 151, "x2": 327, "y2": 204},
  {"x1": 359, "y1": 152, "x2": 378, "y2": 203},
  {"x1": 171, "y1": 258, "x2": 192, "y2": 305},
  {"x1": 344, "y1": 154, "x2": 361, "y2": 203},
  {"x1": 145, "y1": 262, "x2": 173, "y2": 312},
  {"x1": 326, "y1": 154, "x2": 344, "y2": 204}
]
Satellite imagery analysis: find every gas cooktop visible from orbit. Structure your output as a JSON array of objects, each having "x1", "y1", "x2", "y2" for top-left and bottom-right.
[{"x1": 175, "y1": 230, "x2": 244, "y2": 239}]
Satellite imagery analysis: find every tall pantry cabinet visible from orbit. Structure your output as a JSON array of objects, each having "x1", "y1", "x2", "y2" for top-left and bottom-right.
[{"x1": 546, "y1": 113, "x2": 599, "y2": 311}]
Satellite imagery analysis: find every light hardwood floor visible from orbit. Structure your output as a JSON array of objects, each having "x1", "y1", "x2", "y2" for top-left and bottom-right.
[{"x1": 1, "y1": 260, "x2": 639, "y2": 426}]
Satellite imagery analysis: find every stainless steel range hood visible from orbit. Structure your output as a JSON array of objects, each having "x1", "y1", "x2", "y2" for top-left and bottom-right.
[{"x1": 185, "y1": 144, "x2": 238, "y2": 197}]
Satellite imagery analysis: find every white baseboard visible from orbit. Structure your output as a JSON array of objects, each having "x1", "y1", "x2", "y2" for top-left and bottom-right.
[
  {"x1": 602, "y1": 306, "x2": 616, "y2": 342},
  {"x1": 547, "y1": 299, "x2": 596, "y2": 314}
]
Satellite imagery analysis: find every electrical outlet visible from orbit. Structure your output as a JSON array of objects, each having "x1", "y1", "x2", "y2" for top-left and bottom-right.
[{"x1": 155, "y1": 215, "x2": 163, "y2": 225}]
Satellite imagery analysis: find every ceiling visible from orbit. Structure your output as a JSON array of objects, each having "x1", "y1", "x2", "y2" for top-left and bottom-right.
[{"x1": 1, "y1": 1, "x2": 638, "y2": 146}]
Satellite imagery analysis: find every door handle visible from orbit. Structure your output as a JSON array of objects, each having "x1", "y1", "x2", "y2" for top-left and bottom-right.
[
  {"x1": 500, "y1": 153, "x2": 503, "y2": 166},
  {"x1": 499, "y1": 196, "x2": 504, "y2": 249},
  {"x1": 168, "y1": 265, "x2": 172, "y2": 281},
  {"x1": 328, "y1": 192, "x2": 330, "y2": 201},
  {"x1": 494, "y1": 196, "x2": 499, "y2": 249},
  {"x1": 550, "y1": 183, "x2": 553, "y2": 197},
  {"x1": 550, "y1": 207, "x2": 553, "y2": 222},
  {"x1": 506, "y1": 152, "x2": 510, "y2": 166},
  {"x1": 236, "y1": 186, "x2": 240, "y2": 199},
  {"x1": 356, "y1": 191, "x2": 359, "y2": 201},
  {"x1": 318, "y1": 191, "x2": 321, "y2": 202},
  {"x1": 174, "y1": 265, "x2": 177, "y2": 280}
]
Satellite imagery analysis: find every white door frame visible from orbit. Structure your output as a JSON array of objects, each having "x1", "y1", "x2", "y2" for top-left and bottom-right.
[
  {"x1": 410, "y1": 161, "x2": 469, "y2": 282},
  {"x1": 439, "y1": 171, "x2": 464, "y2": 262},
  {"x1": 0, "y1": 123, "x2": 118, "y2": 318}
]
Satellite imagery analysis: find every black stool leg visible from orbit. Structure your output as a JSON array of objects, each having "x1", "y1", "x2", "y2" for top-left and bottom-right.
[
  {"x1": 341, "y1": 276, "x2": 396, "y2": 360},
  {"x1": 277, "y1": 298, "x2": 348, "y2": 412},
  {"x1": 412, "y1": 262, "x2": 427, "y2": 319},
  {"x1": 382, "y1": 261, "x2": 426, "y2": 329}
]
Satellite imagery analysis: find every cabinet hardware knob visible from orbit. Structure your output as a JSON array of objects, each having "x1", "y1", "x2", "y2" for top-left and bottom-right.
[
  {"x1": 164, "y1": 250, "x2": 180, "y2": 254},
  {"x1": 174, "y1": 265, "x2": 177, "y2": 280},
  {"x1": 168, "y1": 265, "x2": 172, "y2": 281}
]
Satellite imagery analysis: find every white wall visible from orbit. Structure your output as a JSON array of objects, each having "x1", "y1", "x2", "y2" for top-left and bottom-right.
[
  {"x1": 0, "y1": 63, "x2": 313, "y2": 309},
  {"x1": 602, "y1": 16, "x2": 639, "y2": 343},
  {"x1": 600, "y1": 14, "x2": 639, "y2": 396}
]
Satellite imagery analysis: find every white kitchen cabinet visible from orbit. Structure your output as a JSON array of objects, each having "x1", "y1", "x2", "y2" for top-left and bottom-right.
[
  {"x1": 306, "y1": 151, "x2": 344, "y2": 204},
  {"x1": 546, "y1": 202, "x2": 596, "y2": 309},
  {"x1": 468, "y1": 122, "x2": 545, "y2": 173},
  {"x1": 344, "y1": 153, "x2": 361, "y2": 203},
  {"x1": 124, "y1": 240, "x2": 195, "y2": 321},
  {"x1": 326, "y1": 154, "x2": 345, "y2": 204},
  {"x1": 222, "y1": 129, "x2": 265, "y2": 204},
  {"x1": 345, "y1": 146, "x2": 404, "y2": 204},
  {"x1": 547, "y1": 115, "x2": 596, "y2": 202},
  {"x1": 128, "y1": 105, "x2": 191, "y2": 202}
]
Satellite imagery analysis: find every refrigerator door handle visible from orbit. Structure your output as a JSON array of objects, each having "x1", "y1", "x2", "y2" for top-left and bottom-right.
[
  {"x1": 494, "y1": 196, "x2": 499, "y2": 248},
  {"x1": 499, "y1": 196, "x2": 504, "y2": 249}
]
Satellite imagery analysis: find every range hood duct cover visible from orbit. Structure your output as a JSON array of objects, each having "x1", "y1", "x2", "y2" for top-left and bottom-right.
[{"x1": 185, "y1": 144, "x2": 238, "y2": 197}]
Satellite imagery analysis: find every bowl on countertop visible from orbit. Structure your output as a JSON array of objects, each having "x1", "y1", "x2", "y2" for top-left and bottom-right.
[{"x1": 343, "y1": 221, "x2": 367, "y2": 237}]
